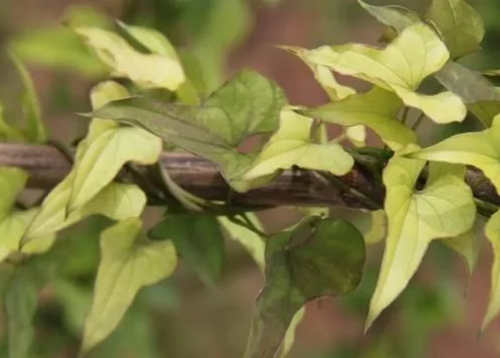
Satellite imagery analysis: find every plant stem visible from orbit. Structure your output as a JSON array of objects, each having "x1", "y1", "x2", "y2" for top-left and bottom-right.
[
  {"x1": 411, "y1": 112, "x2": 426, "y2": 131},
  {"x1": 227, "y1": 215, "x2": 267, "y2": 237},
  {"x1": 400, "y1": 107, "x2": 410, "y2": 125}
]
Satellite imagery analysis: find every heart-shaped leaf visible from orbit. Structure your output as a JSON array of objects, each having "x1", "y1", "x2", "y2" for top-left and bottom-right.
[
  {"x1": 81, "y1": 218, "x2": 177, "y2": 354},
  {"x1": 424, "y1": 0, "x2": 485, "y2": 59},
  {"x1": 301, "y1": 88, "x2": 414, "y2": 151},
  {"x1": 86, "y1": 70, "x2": 286, "y2": 192},
  {"x1": 244, "y1": 217, "x2": 365, "y2": 358},
  {"x1": 367, "y1": 159, "x2": 475, "y2": 329},
  {"x1": 304, "y1": 23, "x2": 466, "y2": 124},
  {"x1": 408, "y1": 115, "x2": 500, "y2": 194},
  {"x1": 239, "y1": 108, "x2": 354, "y2": 180}
]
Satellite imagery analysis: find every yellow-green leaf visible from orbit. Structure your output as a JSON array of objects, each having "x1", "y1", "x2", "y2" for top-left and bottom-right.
[
  {"x1": 23, "y1": 180, "x2": 146, "y2": 243},
  {"x1": 483, "y1": 210, "x2": 500, "y2": 332},
  {"x1": 0, "y1": 167, "x2": 28, "y2": 216},
  {"x1": 280, "y1": 46, "x2": 355, "y2": 101},
  {"x1": 68, "y1": 124, "x2": 161, "y2": 211},
  {"x1": 367, "y1": 159, "x2": 475, "y2": 330},
  {"x1": 75, "y1": 27, "x2": 185, "y2": 91},
  {"x1": 424, "y1": 0, "x2": 485, "y2": 59},
  {"x1": 305, "y1": 23, "x2": 466, "y2": 124},
  {"x1": 346, "y1": 125, "x2": 366, "y2": 147},
  {"x1": 442, "y1": 225, "x2": 478, "y2": 279},
  {"x1": 301, "y1": 88, "x2": 414, "y2": 151},
  {"x1": 409, "y1": 115, "x2": 500, "y2": 194},
  {"x1": 81, "y1": 218, "x2": 177, "y2": 354},
  {"x1": 240, "y1": 108, "x2": 353, "y2": 180}
]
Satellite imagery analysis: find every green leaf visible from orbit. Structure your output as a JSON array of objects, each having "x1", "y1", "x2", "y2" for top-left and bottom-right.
[
  {"x1": 23, "y1": 181, "x2": 146, "y2": 244},
  {"x1": 68, "y1": 124, "x2": 161, "y2": 211},
  {"x1": 442, "y1": 226, "x2": 478, "y2": 279},
  {"x1": 357, "y1": 0, "x2": 420, "y2": 34},
  {"x1": 408, "y1": 116, "x2": 500, "y2": 194},
  {"x1": 243, "y1": 217, "x2": 365, "y2": 358},
  {"x1": 0, "y1": 167, "x2": 28, "y2": 215},
  {"x1": 305, "y1": 23, "x2": 466, "y2": 124},
  {"x1": 424, "y1": 0, "x2": 485, "y2": 59},
  {"x1": 239, "y1": 108, "x2": 353, "y2": 180},
  {"x1": 482, "y1": 210, "x2": 500, "y2": 332},
  {"x1": 51, "y1": 279, "x2": 92, "y2": 335},
  {"x1": 367, "y1": 159, "x2": 475, "y2": 329},
  {"x1": 4, "y1": 260, "x2": 53, "y2": 358},
  {"x1": 280, "y1": 46, "x2": 355, "y2": 101},
  {"x1": 81, "y1": 218, "x2": 177, "y2": 354},
  {"x1": 434, "y1": 61, "x2": 500, "y2": 126},
  {"x1": 87, "y1": 69, "x2": 286, "y2": 192},
  {"x1": 9, "y1": 53, "x2": 47, "y2": 143},
  {"x1": 67, "y1": 82, "x2": 161, "y2": 211},
  {"x1": 75, "y1": 27, "x2": 185, "y2": 91},
  {"x1": 149, "y1": 215, "x2": 225, "y2": 285},
  {"x1": 219, "y1": 214, "x2": 303, "y2": 358},
  {"x1": 10, "y1": 26, "x2": 106, "y2": 77},
  {"x1": 301, "y1": 88, "x2": 415, "y2": 151}
]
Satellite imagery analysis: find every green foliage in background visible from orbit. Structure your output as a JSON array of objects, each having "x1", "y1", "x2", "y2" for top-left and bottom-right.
[{"x1": 2, "y1": 0, "x2": 500, "y2": 358}]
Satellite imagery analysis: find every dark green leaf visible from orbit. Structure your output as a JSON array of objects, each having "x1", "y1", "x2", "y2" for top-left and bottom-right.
[
  {"x1": 87, "y1": 69, "x2": 286, "y2": 192},
  {"x1": 434, "y1": 61, "x2": 500, "y2": 126},
  {"x1": 4, "y1": 260, "x2": 53, "y2": 358},
  {"x1": 424, "y1": 0, "x2": 485, "y2": 59},
  {"x1": 150, "y1": 215, "x2": 225, "y2": 285},
  {"x1": 357, "y1": 0, "x2": 420, "y2": 34},
  {"x1": 243, "y1": 217, "x2": 365, "y2": 358}
]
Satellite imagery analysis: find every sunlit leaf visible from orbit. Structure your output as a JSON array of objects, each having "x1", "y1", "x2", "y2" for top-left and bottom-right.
[
  {"x1": 409, "y1": 115, "x2": 500, "y2": 194},
  {"x1": 482, "y1": 210, "x2": 500, "y2": 332},
  {"x1": 424, "y1": 0, "x2": 485, "y2": 59},
  {"x1": 68, "y1": 125, "x2": 160, "y2": 211},
  {"x1": 0, "y1": 167, "x2": 28, "y2": 215},
  {"x1": 239, "y1": 108, "x2": 353, "y2": 180},
  {"x1": 367, "y1": 159, "x2": 475, "y2": 329},
  {"x1": 280, "y1": 46, "x2": 355, "y2": 101},
  {"x1": 23, "y1": 181, "x2": 146, "y2": 244},
  {"x1": 346, "y1": 125, "x2": 366, "y2": 147},
  {"x1": 81, "y1": 218, "x2": 177, "y2": 354},
  {"x1": 305, "y1": 23, "x2": 466, "y2": 124},
  {"x1": 87, "y1": 69, "x2": 286, "y2": 192},
  {"x1": 67, "y1": 82, "x2": 161, "y2": 211},
  {"x1": 244, "y1": 217, "x2": 365, "y2": 358},
  {"x1": 434, "y1": 61, "x2": 500, "y2": 126},
  {"x1": 442, "y1": 226, "x2": 478, "y2": 279},
  {"x1": 301, "y1": 88, "x2": 414, "y2": 150},
  {"x1": 149, "y1": 215, "x2": 225, "y2": 285},
  {"x1": 75, "y1": 27, "x2": 185, "y2": 91}
]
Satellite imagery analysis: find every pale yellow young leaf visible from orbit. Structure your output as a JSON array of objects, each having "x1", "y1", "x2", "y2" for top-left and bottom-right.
[
  {"x1": 81, "y1": 218, "x2": 177, "y2": 353},
  {"x1": 75, "y1": 27, "x2": 185, "y2": 91},
  {"x1": 305, "y1": 23, "x2": 466, "y2": 124},
  {"x1": 367, "y1": 159, "x2": 475, "y2": 329}
]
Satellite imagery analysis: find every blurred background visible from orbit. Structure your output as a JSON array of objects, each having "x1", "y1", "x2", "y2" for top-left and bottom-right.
[{"x1": 2, "y1": 0, "x2": 500, "y2": 357}]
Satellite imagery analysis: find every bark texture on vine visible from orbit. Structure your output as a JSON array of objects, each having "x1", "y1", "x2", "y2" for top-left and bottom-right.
[{"x1": 0, "y1": 143, "x2": 498, "y2": 214}]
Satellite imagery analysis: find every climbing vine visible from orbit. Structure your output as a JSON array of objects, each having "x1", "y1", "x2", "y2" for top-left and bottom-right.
[{"x1": 1, "y1": 0, "x2": 500, "y2": 357}]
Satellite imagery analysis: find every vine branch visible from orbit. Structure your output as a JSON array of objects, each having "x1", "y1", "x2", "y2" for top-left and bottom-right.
[{"x1": 0, "y1": 143, "x2": 499, "y2": 215}]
